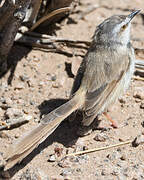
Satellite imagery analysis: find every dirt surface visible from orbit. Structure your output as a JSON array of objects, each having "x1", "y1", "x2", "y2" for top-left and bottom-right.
[{"x1": 0, "y1": 0, "x2": 144, "y2": 179}]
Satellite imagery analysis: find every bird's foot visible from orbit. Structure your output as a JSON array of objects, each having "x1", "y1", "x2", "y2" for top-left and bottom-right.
[{"x1": 103, "y1": 112, "x2": 118, "y2": 128}]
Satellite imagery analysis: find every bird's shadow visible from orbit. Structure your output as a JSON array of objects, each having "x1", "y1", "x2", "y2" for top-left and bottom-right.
[{"x1": 1, "y1": 98, "x2": 95, "y2": 179}]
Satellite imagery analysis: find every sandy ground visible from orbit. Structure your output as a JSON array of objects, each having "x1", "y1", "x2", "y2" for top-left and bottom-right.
[{"x1": 0, "y1": 0, "x2": 144, "y2": 179}]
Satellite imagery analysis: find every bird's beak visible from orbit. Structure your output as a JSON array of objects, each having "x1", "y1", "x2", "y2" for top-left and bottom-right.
[{"x1": 127, "y1": 10, "x2": 141, "y2": 21}]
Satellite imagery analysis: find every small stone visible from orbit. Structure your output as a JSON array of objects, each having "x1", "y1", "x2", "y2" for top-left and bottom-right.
[
  {"x1": 51, "y1": 75, "x2": 57, "y2": 81},
  {"x1": 5, "y1": 108, "x2": 23, "y2": 119},
  {"x1": 135, "y1": 98, "x2": 141, "y2": 103},
  {"x1": 120, "y1": 155, "x2": 126, "y2": 160},
  {"x1": 133, "y1": 90, "x2": 144, "y2": 100},
  {"x1": 75, "y1": 168, "x2": 82, "y2": 173},
  {"x1": 19, "y1": 74, "x2": 29, "y2": 82},
  {"x1": 117, "y1": 174, "x2": 127, "y2": 180},
  {"x1": 0, "y1": 97, "x2": 6, "y2": 103},
  {"x1": 58, "y1": 157, "x2": 71, "y2": 168},
  {"x1": 14, "y1": 133, "x2": 20, "y2": 138},
  {"x1": 33, "y1": 57, "x2": 40, "y2": 62},
  {"x1": 5, "y1": 98, "x2": 13, "y2": 106},
  {"x1": 61, "y1": 168, "x2": 72, "y2": 176},
  {"x1": 132, "y1": 134, "x2": 144, "y2": 147},
  {"x1": 39, "y1": 81, "x2": 45, "y2": 86},
  {"x1": 141, "y1": 121, "x2": 144, "y2": 127},
  {"x1": 107, "y1": 152, "x2": 121, "y2": 161},
  {"x1": 30, "y1": 100, "x2": 35, "y2": 105},
  {"x1": 52, "y1": 82, "x2": 60, "y2": 88},
  {"x1": 140, "y1": 102, "x2": 144, "y2": 109},
  {"x1": 0, "y1": 132, "x2": 9, "y2": 139},
  {"x1": 119, "y1": 97, "x2": 126, "y2": 104},
  {"x1": 27, "y1": 79, "x2": 35, "y2": 87},
  {"x1": 0, "y1": 152, "x2": 5, "y2": 168},
  {"x1": 94, "y1": 133, "x2": 108, "y2": 142},
  {"x1": 24, "y1": 115, "x2": 32, "y2": 121},
  {"x1": 20, "y1": 168, "x2": 40, "y2": 180},
  {"x1": 112, "y1": 168, "x2": 120, "y2": 175},
  {"x1": 101, "y1": 169, "x2": 107, "y2": 175},
  {"x1": 48, "y1": 155, "x2": 56, "y2": 162}
]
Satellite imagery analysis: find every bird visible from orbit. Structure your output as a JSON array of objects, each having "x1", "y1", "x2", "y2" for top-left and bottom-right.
[{"x1": 4, "y1": 10, "x2": 140, "y2": 170}]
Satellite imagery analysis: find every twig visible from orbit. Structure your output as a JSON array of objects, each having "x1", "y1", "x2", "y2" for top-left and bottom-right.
[
  {"x1": 66, "y1": 140, "x2": 132, "y2": 156},
  {"x1": 15, "y1": 33, "x2": 144, "y2": 69},
  {"x1": 135, "y1": 59, "x2": 144, "y2": 67},
  {"x1": 30, "y1": 7, "x2": 71, "y2": 31},
  {"x1": 19, "y1": 31, "x2": 91, "y2": 45},
  {"x1": 0, "y1": 118, "x2": 29, "y2": 131},
  {"x1": 135, "y1": 48, "x2": 144, "y2": 54},
  {"x1": 133, "y1": 75, "x2": 144, "y2": 81}
]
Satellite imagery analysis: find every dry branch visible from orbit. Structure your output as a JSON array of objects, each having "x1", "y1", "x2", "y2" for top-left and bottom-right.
[
  {"x1": 0, "y1": 0, "x2": 31, "y2": 76},
  {"x1": 30, "y1": 7, "x2": 71, "y2": 31},
  {"x1": 66, "y1": 140, "x2": 132, "y2": 156}
]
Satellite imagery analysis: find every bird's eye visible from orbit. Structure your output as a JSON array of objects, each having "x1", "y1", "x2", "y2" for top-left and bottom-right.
[{"x1": 121, "y1": 24, "x2": 127, "y2": 31}]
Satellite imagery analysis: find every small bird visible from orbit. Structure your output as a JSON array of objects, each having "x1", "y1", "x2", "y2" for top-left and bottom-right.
[{"x1": 4, "y1": 10, "x2": 140, "y2": 170}]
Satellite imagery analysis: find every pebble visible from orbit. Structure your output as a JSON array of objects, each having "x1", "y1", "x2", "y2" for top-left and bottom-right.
[
  {"x1": 140, "y1": 102, "x2": 144, "y2": 109},
  {"x1": 19, "y1": 74, "x2": 29, "y2": 82},
  {"x1": 101, "y1": 169, "x2": 109, "y2": 175},
  {"x1": 5, "y1": 108, "x2": 23, "y2": 119},
  {"x1": 30, "y1": 100, "x2": 35, "y2": 105},
  {"x1": 0, "y1": 132, "x2": 9, "y2": 139},
  {"x1": 48, "y1": 154, "x2": 56, "y2": 162},
  {"x1": 132, "y1": 134, "x2": 144, "y2": 147},
  {"x1": 0, "y1": 97, "x2": 6, "y2": 104},
  {"x1": 0, "y1": 152, "x2": 5, "y2": 168},
  {"x1": 133, "y1": 90, "x2": 144, "y2": 100},
  {"x1": 107, "y1": 152, "x2": 121, "y2": 161},
  {"x1": 119, "y1": 97, "x2": 126, "y2": 104},
  {"x1": 19, "y1": 168, "x2": 48, "y2": 180},
  {"x1": 94, "y1": 133, "x2": 109, "y2": 142},
  {"x1": 58, "y1": 157, "x2": 71, "y2": 168},
  {"x1": 51, "y1": 75, "x2": 57, "y2": 81},
  {"x1": 117, "y1": 174, "x2": 127, "y2": 180},
  {"x1": 5, "y1": 97, "x2": 13, "y2": 107},
  {"x1": 24, "y1": 115, "x2": 32, "y2": 121},
  {"x1": 52, "y1": 82, "x2": 60, "y2": 88},
  {"x1": 120, "y1": 154, "x2": 126, "y2": 161},
  {"x1": 141, "y1": 121, "x2": 144, "y2": 127},
  {"x1": 60, "y1": 168, "x2": 72, "y2": 176}
]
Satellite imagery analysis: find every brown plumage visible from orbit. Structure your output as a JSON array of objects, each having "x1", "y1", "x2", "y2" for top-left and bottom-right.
[{"x1": 4, "y1": 10, "x2": 140, "y2": 170}]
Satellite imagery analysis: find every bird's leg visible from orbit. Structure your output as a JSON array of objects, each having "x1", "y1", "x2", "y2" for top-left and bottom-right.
[{"x1": 103, "y1": 112, "x2": 118, "y2": 128}]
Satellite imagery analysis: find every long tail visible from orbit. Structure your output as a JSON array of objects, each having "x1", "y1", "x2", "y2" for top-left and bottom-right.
[{"x1": 4, "y1": 90, "x2": 85, "y2": 170}]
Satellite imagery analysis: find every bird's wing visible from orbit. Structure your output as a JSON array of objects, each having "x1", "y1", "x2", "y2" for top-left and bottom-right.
[{"x1": 81, "y1": 44, "x2": 131, "y2": 126}]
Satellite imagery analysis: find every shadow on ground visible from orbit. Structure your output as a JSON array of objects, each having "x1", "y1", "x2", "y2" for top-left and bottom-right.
[{"x1": 0, "y1": 97, "x2": 101, "y2": 179}]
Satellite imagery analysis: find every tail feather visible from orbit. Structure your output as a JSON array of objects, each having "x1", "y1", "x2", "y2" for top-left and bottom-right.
[{"x1": 4, "y1": 92, "x2": 85, "y2": 170}]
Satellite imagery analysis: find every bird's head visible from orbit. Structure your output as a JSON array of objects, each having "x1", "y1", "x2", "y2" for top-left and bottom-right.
[{"x1": 94, "y1": 10, "x2": 140, "y2": 46}]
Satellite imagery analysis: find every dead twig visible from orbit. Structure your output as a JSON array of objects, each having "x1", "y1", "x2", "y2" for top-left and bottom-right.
[
  {"x1": 30, "y1": 7, "x2": 71, "y2": 31},
  {"x1": 20, "y1": 31, "x2": 91, "y2": 45},
  {"x1": 0, "y1": 118, "x2": 29, "y2": 131},
  {"x1": 15, "y1": 33, "x2": 144, "y2": 70},
  {"x1": 133, "y1": 75, "x2": 144, "y2": 81},
  {"x1": 66, "y1": 140, "x2": 132, "y2": 157},
  {"x1": 135, "y1": 48, "x2": 144, "y2": 54}
]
